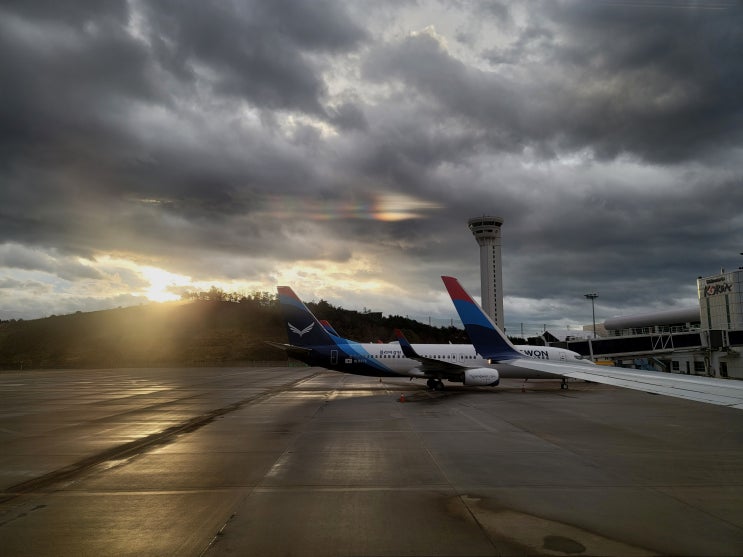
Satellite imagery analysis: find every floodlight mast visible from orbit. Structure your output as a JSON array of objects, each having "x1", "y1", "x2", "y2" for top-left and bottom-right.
[{"x1": 584, "y1": 293, "x2": 598, "y2": 338}]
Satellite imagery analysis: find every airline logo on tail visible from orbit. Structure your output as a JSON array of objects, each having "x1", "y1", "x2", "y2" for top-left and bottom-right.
[{"x1": 289, "y1": 322, "x2": 315, "y2": 337}]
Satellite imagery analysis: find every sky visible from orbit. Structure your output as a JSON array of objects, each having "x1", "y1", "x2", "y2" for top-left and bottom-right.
[{"x1": 1, "y1": 0, "x2": 742, "y2": 335}]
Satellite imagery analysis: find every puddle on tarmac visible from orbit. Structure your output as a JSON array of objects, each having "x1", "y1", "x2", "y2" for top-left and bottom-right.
[{"x1": 447, "y1": 495, "x2": 657, "y2": 556}]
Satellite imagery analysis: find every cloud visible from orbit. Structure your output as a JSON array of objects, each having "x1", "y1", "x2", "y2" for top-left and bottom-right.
[
  {"x1": 0, "y1": 0, "x2": 741, "y2": 333},
  {"x1": 137, "y1": 0, "x2": 368, "y2": 115},
  {"x1": 363, "y1": 4, "x2": 743, "y2": 164},
  {"x1": 0, "y1": 244, "x2": 104, "y2": 281}
]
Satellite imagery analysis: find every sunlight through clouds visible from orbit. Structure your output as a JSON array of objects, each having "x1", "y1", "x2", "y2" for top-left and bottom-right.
[{"x1": 138, "y1": 266, "x2": 192, "y2": 302}]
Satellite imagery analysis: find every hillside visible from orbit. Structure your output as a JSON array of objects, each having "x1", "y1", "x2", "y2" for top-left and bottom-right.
[{"x1": 0, "y1": 297, "x2": 470, "y2": 370}]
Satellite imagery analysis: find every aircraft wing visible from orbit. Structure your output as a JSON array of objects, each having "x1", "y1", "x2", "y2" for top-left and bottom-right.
[
  {"x1": 505, "y1": 358, "x2": 743, "y2": 409},
  {"x1": 441, "y1": 275, "x2": 743, "y2": 410}
]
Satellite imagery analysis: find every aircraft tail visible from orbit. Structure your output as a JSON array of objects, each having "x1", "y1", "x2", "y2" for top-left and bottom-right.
[
  {"x1": 319, "y1": 320, "x2": 341, "y2": 337},
  {"x1": 441, "y1": 276, "x2": 522, "y2": 361},
  {"x1": 277, "y1": 286, "x2": 342, "y2": 347}
]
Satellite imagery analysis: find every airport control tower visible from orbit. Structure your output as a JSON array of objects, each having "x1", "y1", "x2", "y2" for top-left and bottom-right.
[{"x1": 468, "y1": 216, "x2": 505, "y2": 330}]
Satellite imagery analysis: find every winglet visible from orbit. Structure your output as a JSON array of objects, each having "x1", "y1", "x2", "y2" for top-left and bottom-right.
[
  {"x1": 441, "y1": 276, "x2": 522, "y2": 361},
  {"x1": 394, "y1": 329, "x2": 421, "y2": 359}
]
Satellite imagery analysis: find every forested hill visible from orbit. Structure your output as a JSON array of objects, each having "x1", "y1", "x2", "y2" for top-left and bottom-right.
[{"x1": 0, "y1": 296, "x2": 471, "y2": 370}]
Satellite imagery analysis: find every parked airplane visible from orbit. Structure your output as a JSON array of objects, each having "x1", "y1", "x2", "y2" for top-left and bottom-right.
[
  {"x1": 270, "y1": 286, "x2": 591, "y2": 390},
  {"x1": 441, "y1": 275, "x2": 743, "y2": 409},
  {"x1": 318, "y1": 318, "x2": 592, "y2": 389},
  {"x1": 319, "y1": 318, "x2": 586, "y2": 366}
]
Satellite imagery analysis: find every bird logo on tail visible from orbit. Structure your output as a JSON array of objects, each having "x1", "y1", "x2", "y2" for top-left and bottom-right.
[{"x1": 289, "y1": 322, "x2": 315, "y2": 337}]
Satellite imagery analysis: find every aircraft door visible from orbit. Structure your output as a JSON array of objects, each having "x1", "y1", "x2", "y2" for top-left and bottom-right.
[{"x1": 331, "y1": 350, "x2": 338, "y2": 365}]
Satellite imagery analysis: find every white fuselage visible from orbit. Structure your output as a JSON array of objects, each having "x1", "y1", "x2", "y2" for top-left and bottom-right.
[{"x1": 341, "y1": 342, "x2": 593, "y2": 379}]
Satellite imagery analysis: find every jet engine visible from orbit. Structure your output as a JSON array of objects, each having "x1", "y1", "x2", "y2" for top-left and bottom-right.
[{"x1": 462, "y1": 368, "x2": 500, "y2": 386}]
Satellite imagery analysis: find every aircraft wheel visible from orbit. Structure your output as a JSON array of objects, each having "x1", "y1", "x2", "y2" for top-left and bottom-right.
[
  {"x1": 435, "y1": 380, "x2": 444, "y2": 391},
  {"x1": 427, "y1": 379, "x2": 437, "y2": 390}
]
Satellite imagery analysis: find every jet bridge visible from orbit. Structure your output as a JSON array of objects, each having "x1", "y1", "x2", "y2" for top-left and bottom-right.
[
  {"x1": 553, "y1": 329, "x2": 742, "y2": 378},
  {"x1": 558, "y1": 330, "x2": 710, "y2": 359},
  {"x1": 553, "y1": 270, "x2": 743, "y2": 378}
]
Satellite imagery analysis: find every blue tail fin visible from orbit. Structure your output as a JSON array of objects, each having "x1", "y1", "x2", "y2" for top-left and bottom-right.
[
  {"x1": 441, "y1": 276, "x2": 522, "y2": 361},
  {"x1": 277, "y1": 286, "x2": 341, "y2": 347}
]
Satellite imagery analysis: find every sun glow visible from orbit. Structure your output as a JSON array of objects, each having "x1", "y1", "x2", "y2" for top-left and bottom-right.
[
  {"x1": 88, "y1": 252, "x2": 399, "y2": 310},
  {"x1": 139, "y1": 266, "x2": 192, "y2": 302},
  {"x1": 88, "y1": 255, "x2": 198, "y2": 303}
]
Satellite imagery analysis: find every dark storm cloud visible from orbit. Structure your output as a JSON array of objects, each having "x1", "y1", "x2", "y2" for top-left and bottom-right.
[
  {"x1": 535, "y1": 1, "x2": 743, "y2": 163},
  {"x1": 0, "y1": 3, "x2": 161, "y2": 145},
  {"x1": 364, "y1": 2, "x2": 743, "y2": 164},
  {"x1": 0, "y1": 0, "x2": 367, "y2": 259},
  {"x1": 0, "y1": 0, "x2": 128, "y2": 25},
  {"x1": 139, "y1": 0, "x2": 367, "y2": 115},
  {"x1": 327, "y1": 102, "x2": 369, "y2": 132},
  {"x1": 0, "y1": 1, "x2": 164, "y2": 255},
  {"x1": 363, "y1": 32, "x2": 530, "y2": 157},
  {"x1": 0, "y1": 0, "x2": 741, "y2": 325}
]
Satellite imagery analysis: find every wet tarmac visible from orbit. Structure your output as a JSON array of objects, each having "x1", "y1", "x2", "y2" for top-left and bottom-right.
[{"x1": 1, "y1": 367, "x2": 742, "y2": 556}]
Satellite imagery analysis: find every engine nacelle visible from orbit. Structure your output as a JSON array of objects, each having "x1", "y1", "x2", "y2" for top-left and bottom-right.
[{"x1": 462, "y1": 367, "x2": 500, "y2": 386}]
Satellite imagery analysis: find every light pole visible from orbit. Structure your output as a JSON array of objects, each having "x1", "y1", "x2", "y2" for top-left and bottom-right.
[{"x1": 584, "y1": 293, "x2": 598, "y2": 338}]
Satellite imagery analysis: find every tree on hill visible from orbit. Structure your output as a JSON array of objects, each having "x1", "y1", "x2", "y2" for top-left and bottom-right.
[{"x1": 0, "y1": 290, "x2": 464, "y2": 369}]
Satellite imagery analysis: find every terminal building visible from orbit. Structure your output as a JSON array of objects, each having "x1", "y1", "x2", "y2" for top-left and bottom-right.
[{"x1": 551, "y1": 269, "x2": 743, "y2": 379}]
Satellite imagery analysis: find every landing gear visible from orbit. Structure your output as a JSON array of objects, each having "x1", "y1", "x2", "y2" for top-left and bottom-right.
[
  {"x1": 561, "y1": 377, "x2": 569, "y2": 390},
  {"x1": 427, "y1": 378, "x2": 444, "y2": 391}
]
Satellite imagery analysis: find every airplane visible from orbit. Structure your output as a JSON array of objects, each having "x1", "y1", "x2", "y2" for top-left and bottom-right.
[
  {"x1": 318, "y1": 317, "x2": 594, "y2": 390},
  {"x1": 318, "y1": 318, "x2": 587, "y2": 368},
  {"x1": 270, "y1": 285, "x2": 592, "y2": 391},
  {"x1": 441, "y1": 275, "x2": 743, "y2": 410},
  {"x1": 319, "y1": 320, "x2": 341, "y2": 337}
]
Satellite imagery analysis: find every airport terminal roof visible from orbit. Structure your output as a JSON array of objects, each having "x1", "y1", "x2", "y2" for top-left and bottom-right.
[{"x1": 603, "y1": 307, "x2": 700, "y2": 330}]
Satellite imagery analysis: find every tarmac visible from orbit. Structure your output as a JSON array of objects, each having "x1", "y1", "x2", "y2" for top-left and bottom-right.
[{"x1": 1, "y1": 366, "x2": 742, "y2": 556}]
